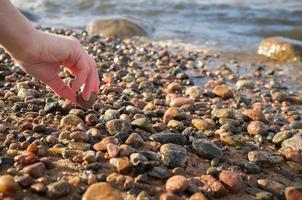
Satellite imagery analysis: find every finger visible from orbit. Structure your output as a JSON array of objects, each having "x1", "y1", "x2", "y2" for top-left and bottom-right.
[
  {"x1": 46, "y1": 76, "x2": 76, "y2": 103},
  {"x1": 82, "y1": 60, "x2": 95, "y2": 100},
  {"x1": 90, "y1": 58, "x2": 100, "y2": 94},
  {"x1": 71, "y1": 55, "x2": 90, "y2": 93}
]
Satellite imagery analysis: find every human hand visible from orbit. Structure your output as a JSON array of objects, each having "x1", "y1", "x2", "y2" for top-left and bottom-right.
[{"x1": 11, "y1": 30, "x2": 99, "y2": 104}]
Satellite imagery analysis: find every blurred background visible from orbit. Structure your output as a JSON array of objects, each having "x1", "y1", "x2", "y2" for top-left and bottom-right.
[{"x1": 11, "y1": 0, "x2": 302, "y2": 52}]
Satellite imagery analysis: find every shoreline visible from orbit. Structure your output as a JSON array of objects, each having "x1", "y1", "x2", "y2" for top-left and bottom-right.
[{"x1": 0, "y1": 27, "x2": 301, "y2": 200}]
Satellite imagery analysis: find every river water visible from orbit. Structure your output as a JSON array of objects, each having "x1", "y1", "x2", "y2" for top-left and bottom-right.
[{"x1": 11, "y1": 0, "x2": 302, "y2": 52}]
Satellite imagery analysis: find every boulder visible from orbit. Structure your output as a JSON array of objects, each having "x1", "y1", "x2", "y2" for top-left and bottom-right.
[
  {"x1": 86, "y1": 18, "x2": 147, "y2": 39},
  {"x1": 258, "y1": 37, "x2": 302, "y2": 62}
]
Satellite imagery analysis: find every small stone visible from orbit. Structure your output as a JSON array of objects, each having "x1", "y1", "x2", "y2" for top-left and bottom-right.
[
  {"x1": 170, "y1": 97, "x2": 193, "y2": 107},
  {"x1": 247, "y1": 121, "x2": 267, "y2": 135},
  {"x1": 106, "y1": 172, "x2": 134, "y2": 190},
  {"x1": 107, "y1": 143, "x2": 119, "y2": 158},
  {"x1": 18, "y1": 88, "x2": 40, "y2": 100},
  {"x1": 257, "y1": 179, "x2": 285, "y2": 196},
  {"x1": 69, "y1": 142, "x2": 90, "y2": 151},
  {"x1": 200, "y1": 175, "x2": 228, "y2": 198},
  {"x1": 192, "y1": 119, "x2": 209, "y2": 131},
  {"x1": 272, "y1": 92, "x2": 290, "y2": 102},
  {"x1": 116, "y1": 158, "x2": 132, "y2": 175},
  {"x1": 0, "y1": 175, "x2": 19, "y2": 193},
  {"x1": 82, "y1": 182, "x2": 122, "y2": 200},
  {"x1": 163, "y1": 107, "x2": 185, "y2": 124},
  {"x1": 14, "y1": 174, "x2": 33, "y2": 187},
  {"x1": 285, "y1": 186, "x2": 302, "y2": 200},
  {"x1": 150, "y1": 132, "x2": 187, "y2": 145},
  {"x1": 248, "y1": 151, "x2": 271, "y2": 167},
  {"x1": 77, "y1": 92, "x2": 97, "y2": 110},
  {"x1": 22, "y1": 162, "x2": 46, "y2": 178},
  {"x1": 93, "y1": 137, "x2": 116, "y2": 151},
  {"x1": 185, "y1": 86, "x2": 202, "y2": 99},
  {"x1": 106, "y1": 119, "x2": 132, "y2": 135},
  {"x1": 243, "y1": 109, "x2": 265, "y2": 122},
  {"x1": 31, "y1": 183, "x2": 46, "y2": 193},
  {"x1": 189, "y1": 192, "x2": 208, "y2": 200},
  {"x1": 272, "y1": 130, "x2": 297, "y2": 144},
  {"x1": 60, "y1": 114, "x2": 84, "y2": 126},
  {"x1": 160, "y1": 192, "x2": 180, "y2": 200},
  {"x1": 47, "y1": 180, "x2": 71, "y2": 198},
  {"x1": 131, "y1": 118, "x2": 152, "y2": 131},
  {"x1": 192, "y1": 139, "x2": 223, "y2": 160},
  {"x1": 44, "y1": 101, "x2": 59, "y2": 113},
  {"x1": 160, "y1": 143, "x2": 187, "y2": 168},
  {"x1": 166, "y1": 175, "x2": 188, "y2": 193},
  {"x1": 236, "y1": 80, "x2": 254, "y2": 90},
  {"x1": 125, "y1": 133, "x2": 144, "y2": 147},
  {"x1": 167, "y1": 82, "x2": 182, "y2": 93},
  {"x1": 212, "y1": 108, "x2": 235, "y2": 119},
  {"x1": 167, "y1": 120, "x2": 184, "y2": 131},
  {"x1": 219, "y1": 171, "x2": 243, "y2": 194},
  {"x1": 282, "y1": 133, "x2": 302, "y2": 151},
  {"x1": 212, "y1": 85, "x2": 233, "y2": 99},
  {"x1": 256, "y1": 191, "x2": 273, "y2": 200},
  {"x1": 148, "y1": 166, "x2": 172, "y2": 179}
]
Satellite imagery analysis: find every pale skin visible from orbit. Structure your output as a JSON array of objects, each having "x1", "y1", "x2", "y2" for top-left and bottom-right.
[{"x1": 0, "y1": 0, "x2": 100, "y2": 104}]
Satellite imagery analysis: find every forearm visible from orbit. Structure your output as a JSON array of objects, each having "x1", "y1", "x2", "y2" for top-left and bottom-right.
[{"x1": 0, "y1": 0, "x2": 37, "y2": 57}]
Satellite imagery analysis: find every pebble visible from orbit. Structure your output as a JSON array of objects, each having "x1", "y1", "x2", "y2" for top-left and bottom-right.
[
  {"x1": 77, "y1": 92, "x2": 97, "y2": 110},
  {"x1": 47, "y1": 180, "x2": 71, "y2": 198},
  {"x1": 166, "y1": 175, "x2": 188, "y2": 193},
  {"x1": 60, "y1": 114, "x2": 84, "y2": 126},
  {"x1": 31, "y1": 183, "x2": 46, "y2": 193},
  {"x1": 257, "y1": 179, "x2": 285, "y2": 196},
  {"x1": 160, "y1": 192, "x2": 180, "y2": 200},
  {"x1": 200, "y1": 175, "x2": 228, "y2": 197},
  {"x1": 212, "y1": 108, "x2": 235, "y2": 119},
  {"x1": 256, "y1": 191, "x2": 273, "y2": 200},
  {"x1": 17, "y1": 88, "x2": 40, "y2": 100},
  {"x1": 236, "y1": 79, "x2": 255, "y2": 90},
  {"x1": 160, "y1": 143, "x2": 188, "y2": 167},
  {"x1": 167, "y1": 82, "x2": 182, "y2": 93},
  {"x1": 21, "y1": 162, "x2": 46, "y2": 178},
  {"x1": 150, "y1": 132, "x2": 187, "y2": 145},
  {"x1": 212, "y1": 85, "x2": 233, "y2": 99},
  {"x1": 106, "y1": 119, "x2": 132, "y2": 135},
  {"x1": 192, "y1": 119, "x2": 209, "y2": 131},
  {"x1": 83, "y1": 182, "x2": 122, "y2": 200},
  {"x1": 167, "y1": 120, "x2": 184, "y2": 131},
  {"x1": 248, "y1": 151, "x2": 271, "y2": 167},
  {"x1": 163, "y1": 107, "x2": 185, "y2": 124},
  {"x1": 247, "y1": 121, "x2": 267, "y2": 135},
  {"x1": 0, "y1": 175, "x2": 19, "y2": 193},
  {"x1": 106, "y1": 172, "x2": 134, "y2": 190},
  {"x1": 285, "y1": 186, "x2": 302, "y2": 200},
  {"x1": 192, "y1": 139, "x2": 223, "y2": 160},
  {"x1": 170, "y1": 97, "x2": 193, "y2": 107},
  {"x1": 272, "y1": 130, "x2": 297, "y2": 144},
  {"x1": 125, "y1": 132, "x2": 144, "y2": 147},
  {"x1": 131, "y1": 118, "x2": 152, "y2": 131},
  {"x1": 219, "y1": 171, "x2": 243, "y2": 194},
  {"x1": 189, "y1": 192, "x2": 208, "y2": 200},
  {"x1": 185, "y1": 86, "x2": 202, "y2": 99},
  {"x1": 243, "y1": 109, "x2": 266, "y2": 122},
  {"x1": 148, "y1": 166, "x2": 172, "y2": 179},
  {"x1": 282, "y1": 133, "x2": 302, "y2": 151}
]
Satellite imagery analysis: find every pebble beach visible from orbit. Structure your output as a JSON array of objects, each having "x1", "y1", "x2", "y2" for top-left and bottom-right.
[{"x1": 0, "y1": 26, "x2": 301, "y2": 200}]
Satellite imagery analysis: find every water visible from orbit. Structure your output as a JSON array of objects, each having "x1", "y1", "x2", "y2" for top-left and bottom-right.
[{"x1": 11, "y1": 0, "x2": 302, "y2": 52}]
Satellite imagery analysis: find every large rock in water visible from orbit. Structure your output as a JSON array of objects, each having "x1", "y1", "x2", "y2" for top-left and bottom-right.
[
  {"x1": 258, "y1": 37, "x2": 302, "y2": 62},
  {"x1": 86, "y1": 18, "x2": 147, "y2": 39}
]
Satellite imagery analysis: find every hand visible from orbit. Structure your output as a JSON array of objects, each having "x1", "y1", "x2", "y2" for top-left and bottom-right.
[{"x1": 12, "y1": 30, "x2": 99, "y2": 103}]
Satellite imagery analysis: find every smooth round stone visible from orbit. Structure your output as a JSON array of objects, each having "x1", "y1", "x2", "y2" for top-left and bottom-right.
[
  {"x1": 247, "y1": 121, "x2": 267, "y2": 135},
  {"x1": 256, "y1": 191, "x2": 273, "y2": 200},
  {"x1": 243, "y1": 109, "x2": 265, "y2": 122},
  {"x1": 185, "y1": 86, "x2": 202, "y2": 99},
  {"x1": 44, "y1": 101, "x2": 59, "y2": 113},
  {"x1": 192, "y1": 139, "x2": 223, "y2": 160},
  {"x1": 0, "y1": 175, "x2": 19, "y2": 193},
  {"x1": 247, "y1": 151, "x2": 271, "y2": 167},
  {"x1": 236, "y1": 80, "x2": 255, "y2": 90},
  {"x1": 131, "y1": 118, "x2": 152, "y2": 131},
  {"x1": 170, "y1": 97, "x2": 193, "y2": 107},
  {"x1": 212, "y1": 85, "x2": 233, "y2": 99},
  {"x1": 282, "y1": 133, "x2": 302, "y2": 151},
  {"x1": 160, "y1": 143, "x2": 187, "y2": 168},
  {"x1": 257, "y1": 179, "x2": 285, "y2": 196},
  {"x1": 167, "y1": 82, "x2": 182, "y2": 93},
  {"x1": 47, "y1": 180, "x2": 71, "y2": 198},
  {"x1": 285, "y1": 186, "x2": 302, "y2": 200},
  {"x1": 166, "y1": 175, "x2": 188, "y2": 193},
  {"x1": 77, "y1": 92, "x2": 97, "y2": 110},
  {"x1": 160, "y1": 192, "x2": 180, "y2": 200},
  {"x1": 189, "y1": 192, "x2": 208, "y2": 200},
  {"x1": 272, "y1": 130, "x2": 297, "y2": 144},
  {"x1": 22, "y1": 162, "x2": 46, "y2": 178},
  {"x1": 219, "y1": 171, "x2": 243, "y2": 194},
  {"x1": 150, "y1": 132, "x2": 187, "y2": 145},
  {"x1": 60, "y1": 114, "x2": 84, "y2": 126},
  {"x1": 192, "y1": 119, "x2": 209, "y2": 131},
  {"x1": 17, "y1": 88, "x2": 40, "y2": 100},
  {"x1": 163, "y1": 107, "x2": 185, "y2": 124},
  {"x1": 211, "y1": 108, "x2": 235, "y2": 119},
  {"x1": 106, "y1": 119, "x2": 132, "y2": 135},
  {"x1": 82, "y1": 182, "x2": 122, "y2": 200},
  {"x1": 167, "y1": 120, "x2": 184, "y2": 131}
]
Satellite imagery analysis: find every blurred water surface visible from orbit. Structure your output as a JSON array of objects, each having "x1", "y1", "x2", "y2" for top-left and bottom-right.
[{"x1": 12, "y1": 0, "x2": 302, "y2": 51}]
